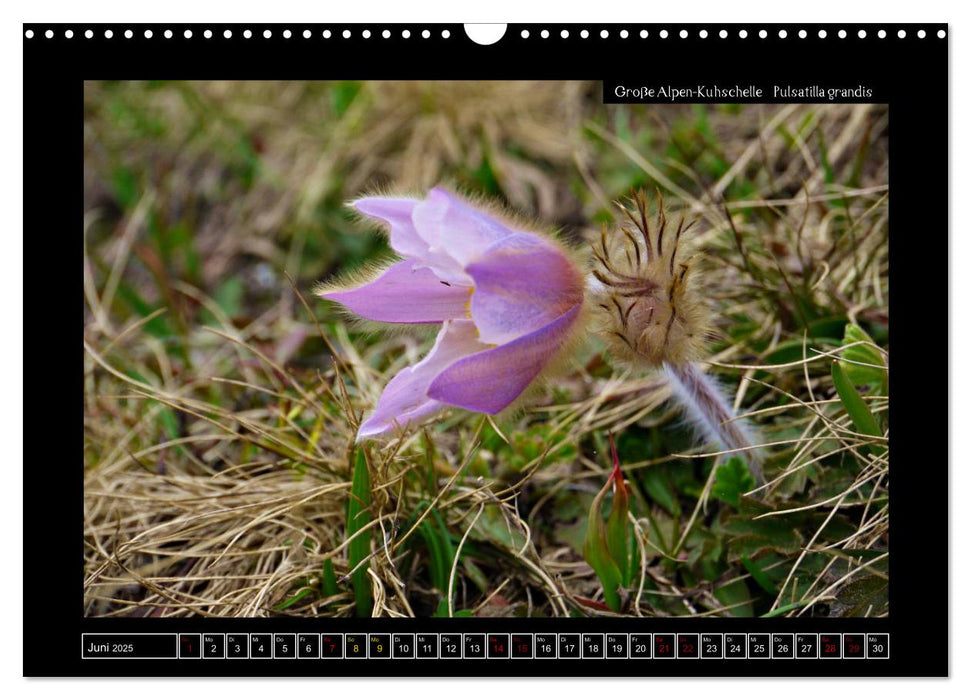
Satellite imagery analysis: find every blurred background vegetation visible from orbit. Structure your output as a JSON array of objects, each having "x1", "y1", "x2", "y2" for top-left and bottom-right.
[{"x1": 84, "y1": 81, "x2": 889, "y2": 618}]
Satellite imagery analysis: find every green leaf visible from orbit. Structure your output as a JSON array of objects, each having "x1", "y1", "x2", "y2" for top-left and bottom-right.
[
  {"x1": 582, "y1": 477, "x2": 624, "y2": 612},
  {"x1": 639, "y1": 467, "x2": 680, "y2": 516},
  {"x1": 808, "y1": 316, "x2": 849, "y2": 340},
  {"x1": 740, "y1": 556, "x2": 777, "y2": 595},
  {"x1": 720, "y1": 498, "x2": 804, "y2": 560},
  {"x1": 712, "y1": 457, "x2": 757, "y2": 508},
  {"x1": 836, "y1": 575, "x2": 889, "y2": 617},
  {"x1": 346, "y1": 448, "x2": 373, "y2": 617},
  {"x1": 839, "y1": 323, "x2": 888, "y2": 390},
  {"x1": 831, "y1": 361, "x2": 886, "y2": 456},
  {"x1": 468, "y1": 503, "x2": 527, "y2": 551}
]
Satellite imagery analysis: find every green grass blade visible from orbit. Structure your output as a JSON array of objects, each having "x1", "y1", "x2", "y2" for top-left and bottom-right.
[
  {"x1": 762, "y1": 600, "x2": 810, "y2": 618},
  {"x1": 321, "y1": 559, "x2": 339, "y2": 598},
  {"x1": 419, "y1": 520, "x2": 448, "y2": 594},
  {"x1": 347, "y1": 447, "x2": 373, "y2": 617},
  {"x1": 273, "y1": 587, "x2": 313, "y2": 611}
]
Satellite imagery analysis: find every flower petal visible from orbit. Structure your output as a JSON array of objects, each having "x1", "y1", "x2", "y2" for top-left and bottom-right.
[
  {"x1": 466, "y1": 232, "x2": 585, "y2": 345},
  {"x1": 320, "y1": 261, "x2": 472, "y2": 324},
  {"x1": 413, "y1": 188, "x2": 514, "y2": 269},
  {"x1": 356, "y1": 193, "x2": 470, "y2": 284},
  {"x1": 352, "y1": 196, "x2": 428, "y2": 260},
  {"x1": 358, "y1": 320, "x2": 488, "y2": 438},
  {"x1": 427, "y1": 304, "x2": 582, "y2": 414}
]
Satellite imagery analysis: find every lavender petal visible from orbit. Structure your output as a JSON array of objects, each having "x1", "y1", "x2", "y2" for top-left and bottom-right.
[
  {"x1": 427, "y1": 304, "x2": 582, "y2": 414},
  {"x1": 358, "y1": 320, "x2": 488, "y2": 438},
  {"x1": 321, "y1": 261, "x2": 472, "y2": 323},
  {"x1": 352, "y1": 196, "x2": 428, "y2": 260},
  {"x1": 466, "y1": 232, "x2": 584, "y2": 345},
  {"x1": 413, "y1": 188, "x2": 514, "y2": 269}
]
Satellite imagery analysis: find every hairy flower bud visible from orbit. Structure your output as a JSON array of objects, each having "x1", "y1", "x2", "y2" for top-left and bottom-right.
[{"x1": 591, "y1": 189, "x2": 709, "y2": 367}]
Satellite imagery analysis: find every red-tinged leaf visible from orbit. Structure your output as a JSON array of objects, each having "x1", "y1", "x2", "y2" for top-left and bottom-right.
[
  {"x1": 582, "y1": 475, "x2": 623, "y2": 612},
  {"x1": 605, "y1": 434, "x2": 632, "y2": 586}
]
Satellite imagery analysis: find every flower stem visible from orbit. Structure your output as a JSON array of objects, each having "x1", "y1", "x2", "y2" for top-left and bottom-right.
[{"x1": 663, "y1": 361, "x2": 764, "y2": 484}]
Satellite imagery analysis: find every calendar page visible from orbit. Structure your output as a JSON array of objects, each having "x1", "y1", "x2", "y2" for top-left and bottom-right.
[{"x1": 22, "y1": 20, "x2": 947, "y2": 678}]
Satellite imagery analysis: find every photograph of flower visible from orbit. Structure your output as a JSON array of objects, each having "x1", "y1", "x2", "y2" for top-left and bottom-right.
[{"x1": 83, "y1": 81, "x2": 888, "y2": 618}]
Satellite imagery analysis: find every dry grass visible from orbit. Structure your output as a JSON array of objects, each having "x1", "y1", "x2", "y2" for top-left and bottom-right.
[{"x1": 83, "y1": 83, "x2": 888, "y2": 618}]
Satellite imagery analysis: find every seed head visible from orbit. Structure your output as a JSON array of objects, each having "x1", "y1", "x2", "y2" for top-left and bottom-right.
[{"x1": 591, "y1": 189, "x2": 710, "y2": 367}]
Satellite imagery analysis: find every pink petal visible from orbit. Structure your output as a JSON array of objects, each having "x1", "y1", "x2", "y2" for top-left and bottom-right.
[
  {"x1": 466, "y1": 232, "x2": 585, "y2": 345},
  {"x1": 413, "y1": 188, "x2": 514, "y2": 269},
  {"x1": 356, "y1": 193, "x2": 469, "y2": 284},
  {"x1": 352, "y1": 197, "x2": 428, "y2": 260},
  {"x1": 427, "y1": 304, "x2": 582, "y2": 414},
  {"x1": 320, "y1": 261, "x2": 472, "y2": 324},
  {"x1": 358, "y1": 320, "x2": 488, "y2": 438}
]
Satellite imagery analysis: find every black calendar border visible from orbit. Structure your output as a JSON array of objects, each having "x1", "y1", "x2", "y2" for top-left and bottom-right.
[{"x1": 25, "y1": 22, "x2": 948, "y2": 678}]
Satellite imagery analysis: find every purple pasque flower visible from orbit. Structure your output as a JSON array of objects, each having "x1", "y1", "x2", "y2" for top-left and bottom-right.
[{"x1": 320, "y1": 188, "x2": 585, "y2": 439}]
